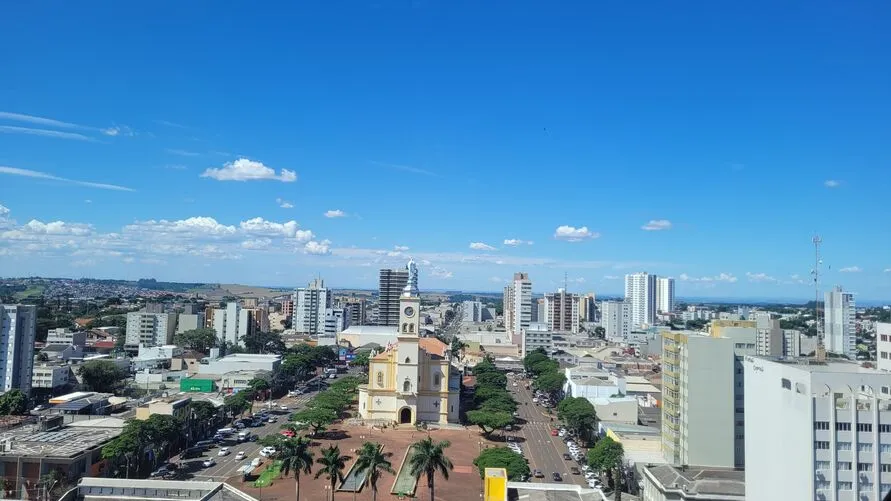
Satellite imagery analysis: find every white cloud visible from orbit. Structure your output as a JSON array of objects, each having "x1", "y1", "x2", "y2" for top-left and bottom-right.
[
  {"x1": 641, "y1": 219, "x2": 672, "y2": 231},
  {"x1": 71, "y1": 259, "x2": 96, "y2": 267},
  {"x1": 276, "y1": 198, "x2": 294, "y2": 209},
  {"x1": 746, "y1": 272, "x2": 778, "y2": 283},
  {"x1": 603, "y1": 275, "x2": 621, "y2": 280},
  {"x1": 0, "y1": 125, "x2": 98, "y2": 142},
  {"x1": 554, "y1": 225, "x2": 599, "y2": 242},
  {"x1": 166, "y1": 148, "x2": 201, "y2": 157},
  {"x1": 394, "y1": 245, "x2": 410, "y2": 252},
  {"x1": 294, "y1": 230, "x2": 315, "y2": 243},
  {"x1": 122, "y1": 256, "x2": 135, "y2": 263},
  {"x1": 304, "y1": 240, "x2": 331, "y2": 255},
  {"x1": 126, "y1": 217, "x2": 237, "y2": 237},
  {"x1": 0, "y1": 166, "x2": 134, "y2": 191},
  {"x1": 324, "y1": 209, "x2": 346, "y2": 218},
  {"x1": 839, "y1": 266, "x2": 861, "y2": 273},
  {"x1": 489, "y1": 276, "x2": 503, "y2": 283},
  {"x1": 503, "y1": 238, "x2": 533, "y2": 246},
  {"x1": 420, "y1": 259, "x2": 431, "y2": 266},
  {"x1": 101, "y1": 125, "x2": 135, "y2": 137},
  {"x1": 84, "y1": 199, "x2": 92, "y2": 204},
  {"x1": 387, "y1": 251, "x2": 403, "y2": 257},
  {"x1": 0, "y1": 111, "x2": 82, "y2": 129},
  {"x1": 239, "y1": 217, "x2": 299, "y2": 238},
  {"x1": 241, "y1": 238, "x2": 272, "y2": 250},
  {"x1": 824, "y1": 180, "x2": 841, "y2": 188},
  {"x1": 0, "y1": 205, "x2": 9, "y2": 219},
  {"x1": 201, "y1": 158, "x2": 297, "y2": 182},
  {"x1": 884, "y1": 268, "x2": 891, "y2": 273},
  {"x1": 431, "y1": 266, "x2": 453, "y2": 279},
  {"x1": 370, "y1": 161, "x2": 438, "y2": 177},
  {"x1": 680, "y1": 272, "x2": 738, "y2": 283},
  {"x1": 469, "y1": 242, "x2": 496, "y2": 251}
]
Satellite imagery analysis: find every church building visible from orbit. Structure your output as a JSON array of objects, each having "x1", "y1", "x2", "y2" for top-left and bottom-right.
[{"x1": 357, "y1": 259, "x2": 461, "y2": 424}]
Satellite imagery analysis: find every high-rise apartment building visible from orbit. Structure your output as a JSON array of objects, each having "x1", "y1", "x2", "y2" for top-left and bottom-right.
[
  {"x1": 343, "y1": 298, "x2": 367, "y2": 326},
  {"x1": 125, "y1": 312, "x2": 178, "y2": 347},
  {"x1": 521, "y1": 323, "x2": 554, "y2": 357},
  {"x1": 212, "y1": 302, "x2": 252, "y2": 347},
  {"x1": 281, "y1": 299, "x2": 294, "y2": 319},
  {"x1": 579, "y1": 293, "x2": 596, "y2": 322},
  {"x1": 625, "y1": 272, "x2": 657, "y2": 328},
  {"x1": 461, "y1": 301, "x2": 483, "y2": 323},
  {"x1": 825, "y1": 286, "x2": 856, "y2": 357},
  {"x1": 0, "y1": 304, "x2": 36, "y2": 393},
  {"x1": 378, "y1": 268, "x2": 409, "y2": 326},
  {"x1": 600, "y1": 300, "x2": 630, "y2": 342},
  {"x1": 662, "y1": 328, "x2": 756, "y2": 468},
  {"x1": 543, "y1": 289, "x2": 580, "y2": 333},
  {"x1": 655, "y1": 277, "x2": 675, "y2": 314},
  {"x1": 745, "y1": 356, "x2": 891, "y2": 501},
  {"x1": 294, "y1": 278, "x2": 332, "y2": 336},
  {"x1": 503, "y1": 273, "x2": 532, "y2": 341},
  {"x1": 877, "y1": 323, "x2": 891, "y2": 372}
]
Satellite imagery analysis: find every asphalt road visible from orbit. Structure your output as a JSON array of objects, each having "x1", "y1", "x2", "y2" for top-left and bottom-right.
[
  {"x1": 507, "y1": 378, "x2": 588, "y2": 486},
  {"x1": 181, "y1": 390, "x2": 319, "y2": 481}
]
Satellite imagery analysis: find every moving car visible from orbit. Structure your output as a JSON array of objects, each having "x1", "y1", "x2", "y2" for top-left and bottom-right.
[
  {"x1": 235, "y1": 451, "x2": 246, "y2": 460},
  {"x1": 570, "y1": 467, "x2": 581, "y2": 475},
  {"x1": 280, "y1": 405, "x2": 289, "y2": 410},
  {"x1": 218, "y1": 447, "x2": 230, "y2": 456},
  {"x1": 552, "y1": 472, "x2": 562, "y2": 482},
  {"x1": 202, "y1": 459, "x2": 216, "y2": 468},
  {"x1": 260, "y1": 446, "x2": 276, "y2": 457},
  {"x1": 533, "y1": 469, "x2": 544, "y2": 478}
]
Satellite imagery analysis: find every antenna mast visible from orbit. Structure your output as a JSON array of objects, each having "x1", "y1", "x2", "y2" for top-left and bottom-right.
[
  {"x1": 812, "y1": 235, "x2": 826, "y2": 361},
  {"x1": 564, "y1": 272, "x2": 568, "y2": 292}
]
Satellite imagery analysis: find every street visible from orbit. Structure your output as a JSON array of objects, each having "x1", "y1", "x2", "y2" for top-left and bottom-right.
[
  {"x1": 508, "y1": 378, "x2": 588, "y2": 486},
  {"x1": 180, "y1": 390, "x2": 318, "y2": 481}
]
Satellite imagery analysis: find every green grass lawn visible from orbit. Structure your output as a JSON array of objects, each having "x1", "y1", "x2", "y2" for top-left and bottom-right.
[
  {"x1": 14, "y1": 285, "x2": 45, "y2": 299},
  {"x1": 253, "y1": 460, "x2": 282, "y2": 488}
]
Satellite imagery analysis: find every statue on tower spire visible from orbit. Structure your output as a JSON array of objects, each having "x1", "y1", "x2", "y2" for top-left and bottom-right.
[{"x1": 403, "y1": 257, "x2": 419, "y2": 297}]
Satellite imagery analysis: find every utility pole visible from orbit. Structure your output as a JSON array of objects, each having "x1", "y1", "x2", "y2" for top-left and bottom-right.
[{"x1": 812, "y1": 235, "x2": 827, "y2": 362}]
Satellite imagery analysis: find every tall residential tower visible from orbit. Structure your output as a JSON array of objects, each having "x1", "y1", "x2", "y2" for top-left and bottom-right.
[{"x1": 625, "y1": 272, "x2": 657, "y2": 328}]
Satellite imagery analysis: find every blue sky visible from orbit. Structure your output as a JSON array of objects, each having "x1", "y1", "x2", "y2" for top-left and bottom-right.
[{"x1": 1, "y1": 2, "x2": 889, "y2": 300}]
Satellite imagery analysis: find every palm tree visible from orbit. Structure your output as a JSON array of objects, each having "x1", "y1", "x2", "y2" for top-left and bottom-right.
[
  {"x1": 279, "y1": 437, "x2": 315, "y2": 501},
  {"x1": 354, "y1": 442, "x2": 395, "y2": 501},
  {"x1": 408, "y1": 437, "x2": 454, "y2": 501},
  {"x1": 314, "y1": 445, "x2": 350, "y2": 501}
]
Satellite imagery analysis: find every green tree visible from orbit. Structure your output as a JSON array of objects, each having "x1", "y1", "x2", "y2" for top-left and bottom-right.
[
  {"x1": 557, "y1": 397, "x2": 598, "y2": 442},
  {"x1": 224, "y1": 391, "x2": 253, "y2": 418},
  {"x1": 473, "y1": 447, "x2": 530, "y2": 480},
  {"x1": 350, "y1": 351, "x2": 370, "y2": 369},
  {"x1": 587, "y1": 436, "x2": 625, "y2": 500},
  {"x1": 533, "y1": 371, "x2": 566, "y2": 395},
  {"x1": 314, "y1": 445, "x2": 350, "y2": 501},
  {"x1": 466, "y1": 410, "x2": 514, "y2": 436},
  {"x1": 188, "y1": 400, "x2": 218, "y2": 439},
  {"x1": 354, "y1": 442, "x2": 395, "y2": 501},
  {"x1": 279, "y1": 436, "x2": 314, "y2": 501},
  {"x1": 242, "y1": 331, "x2": 286, "y2": 355},
  {"x1": 248, "y1": 378, "x2": 271, "y2": 393},
  {"x1": 0, "y1": 390, "x2": 28, "y2": 415},
  {"x1": 593, "y1": 326, "x2": 606, "y2": 339},
  {"x1": 472, "y1": 358, "x2": 499, "y2": 375},
  {"x1": 475, "y1": 371, "x2": 507, "y2": 389},
  {"x1": 408, "y1": 437, "x2": 454, "y2": 501},
  {"x1": 77, "y1": 360, "x2": 128, "y2": 393},
  {"x1": 173, "y1": 327, "x2": 218, "y2": 354},
  {"x1": 530, "y1": 358, "x2": 559, "y2": 376},
  {"x1": 522, "y1": 349, "x2": 548, "y2": 372},
  {"x1": 291, "y1": 407, "x2": 337, "y2": 437}
]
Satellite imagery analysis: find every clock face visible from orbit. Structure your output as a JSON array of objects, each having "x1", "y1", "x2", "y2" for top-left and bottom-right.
[{"x1": 403, "y1": 306, "x2": 415, "y2": 317}]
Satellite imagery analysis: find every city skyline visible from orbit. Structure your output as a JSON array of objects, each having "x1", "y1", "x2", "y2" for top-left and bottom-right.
[{"x1": 1, "y1": 3, "x2": 890, "y2": 299}]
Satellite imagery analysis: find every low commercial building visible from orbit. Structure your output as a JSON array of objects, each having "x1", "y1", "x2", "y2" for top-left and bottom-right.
[
  {"x1": 521, "y1": 323, "x2": 554, "y2": 357},
  {"x1": 47, "y1": 329, "x2": 87, "y2": 348},
  {"x1": 640, "y1": 464, "x2": 745, "y2": 501},
  {"x1": 135, "y1": 395, "x2": 191, "y2": 421},
  {"x1": 0, "y1": 419, "x2": 123, "y2": 492},
  {"x1": 197, "y1": 369, "x2": 272, "y2": 395},
  {"x1": 59, "y1": 478, "x2": 258, "y2": 501},
  {"x1": 197, "y1": 353, "x2": 281, "y2": 375},
  {"x1": 601, "y1": 422, "x2": 664, "y2": 466},
  {"x1": 32, "y1": 363, "x2": 74, "y2": 391},
  {"x1": 337, "y1": 325, "x2": 400, "y2": 349}
]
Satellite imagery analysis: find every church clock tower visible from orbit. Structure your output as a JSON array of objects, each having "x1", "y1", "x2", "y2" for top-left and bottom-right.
[{"x1": 395, "y1": 258, "x2": 421, "y2": 422}]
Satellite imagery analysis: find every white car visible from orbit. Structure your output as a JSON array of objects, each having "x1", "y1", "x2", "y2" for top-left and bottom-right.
[
  {"x1": 532, "y1": 398, "x2": 539, "y2": 403},
  {"x1": 202, "y1": 459, "x2": 216, "y2": 468},
  {"x1": 251, "y1": 457, "x2": 261, "y2": 467},
  {"x1": 280, "y1": 405, "x2": 289, "y2": 410},
  {"x1": 260, "y1": 446, "x2": 276, "y2": 457},
  {"x1": 218, "y1": 447, "x2": 230, "y2": 456},
  {"x1": 235, "y1": 451, "x2": 246, "y2": 460}
]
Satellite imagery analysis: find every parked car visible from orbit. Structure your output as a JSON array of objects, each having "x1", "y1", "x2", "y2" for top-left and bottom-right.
[
  {"x1": 550, "y1": 429, "x2": 559, "y2": 436},
  {"x1": 570, "y1": 467, "x2": 580, "y2": 475},
  {"x1": 260, "y1": 446, "x2": 276, "y2": 457},
  {"x1": 280, "y1": 405, "x2": 289, "y2": 410},
  {"x1": 533, "y1": 469, "x2": 544, "y2": 478},
  {"x1": 150, "y1": 467, "x2": 170, "y2": 478},
  {"x1": 562, "y1": 453, "x2": 572, "y2": 460},
  {"x1": 251, "y1": 457, "x2": 261, "y2": 467}
]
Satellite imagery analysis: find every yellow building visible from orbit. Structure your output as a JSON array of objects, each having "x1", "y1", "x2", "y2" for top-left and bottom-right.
[
  {"x1": 357, "y1": 259, "x2": 460, "y2": 425},
  {"x1": 710, "y1": 319, "x2": 756, "y2": 338},
  {"x1": 484, "y1": 468, "x2": 507, "y2": 501}
]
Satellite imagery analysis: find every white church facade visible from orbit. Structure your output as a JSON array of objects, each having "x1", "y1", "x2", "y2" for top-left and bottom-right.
[{"x1": 357, "y1": 259, "x2": 461, "y2": 424}]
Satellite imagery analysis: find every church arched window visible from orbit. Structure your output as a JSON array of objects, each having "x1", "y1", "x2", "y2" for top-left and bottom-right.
[
  {"x1": 434, "y1": 373, "x2": 441, "y2": 387},
  {"x1": 409, "y1": 324, "x2": 414, "y2": 333},
  {"x1": 403, "y1": 379, "x2": 411, "y2": 393},
  {"x1": 405, "y1": 357, "x2": 410, "y2": 364},
  {"x1": 376, "y1": 372, "x2": 383, "y2": 387},
  {"x1": 402, "y1": 323, "x2": 408, "y2": 333}
]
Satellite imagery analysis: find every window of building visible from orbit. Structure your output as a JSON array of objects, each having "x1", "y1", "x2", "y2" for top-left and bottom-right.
[
  {"x1": 837, "y1": 442, "x2": 852, "y2": 451},
  {"x1": 881, "y1": 464, "x2": 891, "y2": 473},
  {"x1": 836, "y1": 422, "x2": 851, "y2": 431},
  {"x1": 815, "y1": 421, "x2": 830, "y2": 430},
  {"x1": 838, "y1": 482, "x2": 852, "y2": 490},
  {"x1": 837, "y1": 461, "x2": 852, "y2": 470},
  {"x1": 433, "y1": 373, "x2": 441, "y2": 387},
  {"x1": 814, "y1": 480, "x2": 831, "y2": 489},
  {"x1": 405, "y1": 357, "x2": 410, "y2": 364},
  {"x1": 880, "y1": 444, "x2": 891, "y2": 453},
  {"x1": 409, "y1": 324, "x2": 414, "y2": 333},
  {"x1": 857, "y1": 463, "x2": 873, "y2": 472},
  {"x1": 858, "y1": 443, "x2": 873, "y2": 453},
  {"x1": 860, "y1": 482, "x2": 874, "y2": 491},
  {"x1": 882, "y1": 483, "x2": 891, "y2": 493},
  {"x1": 857, "y1": 423, "x2": 873, "y2": 432},
  {"x1": 879, "y1": 424, "x2": 891, "y2": 433},
  {"x1": 781, "y1": 378, "x2": 792, "y2": 390},
  {"x1": 883, "y1": 386, "x2": 890, "y2": 395},
  {"x1": 815, "y1": 441, "x2": 830, "y2": 450},
  {"x1": 815, "y1": 461, "x2": 830, "y2": 470},
  {"x1": 376, "y1": 372, "x2": 383, "y2": 387},
  {"x1": 403, "y1": 380, "x2": 411, "y2": 393}
]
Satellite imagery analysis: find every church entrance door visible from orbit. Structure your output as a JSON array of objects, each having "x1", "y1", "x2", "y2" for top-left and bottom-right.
[{"x1": 399, "y1": 407, "x2": 412, "y2": 424}]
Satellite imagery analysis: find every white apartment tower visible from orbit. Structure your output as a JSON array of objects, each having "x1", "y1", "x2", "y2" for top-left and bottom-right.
[
  {"x1": 0, "y1": 304, "x2": 36, "y2": 393},
  {"x1": 212, "y1": 302, "x2": 252, "y2": 347},
  {"x1": 294, "y1": 278, "x2": 332, "y2": 336},
  {"x1": 825, "y1": 286, "x2": 856, "y2": 358},
  {"x1": 877, "y1": 323, "x2": 891, "y2": 373},
  {"x1": 543, "y1": 289, "x2": 580, "y2": 333},
  {"x1": 745, "y1": 356, "x2": 891, "y2": 501},
  {"x1": 600, "y1": 300, "x2": 630, "y2": 342},
  {"x1": 625, "y1": 272, "x2": 657, "y2": 328},
  {"x1": 656, "y1": 277, "x2": 675, "y2": 314},
  {"x1": 504, "y1": 273, "x2": 532, "y2": 341},
  {"x1": 125, "y1": 311, "x2": 178, "y2": 347},
  {"x1": 579, "y1": 293, "x2": 597, "y2": 322}
]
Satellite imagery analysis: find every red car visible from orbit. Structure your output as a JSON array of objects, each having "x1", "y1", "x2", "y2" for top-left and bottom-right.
[
  {"x1": 280, "y1": 430, "x2": 295, "y2": 438},
  {"x1": 550, "y1": 429, "x2": 559, "y2": 436}
]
